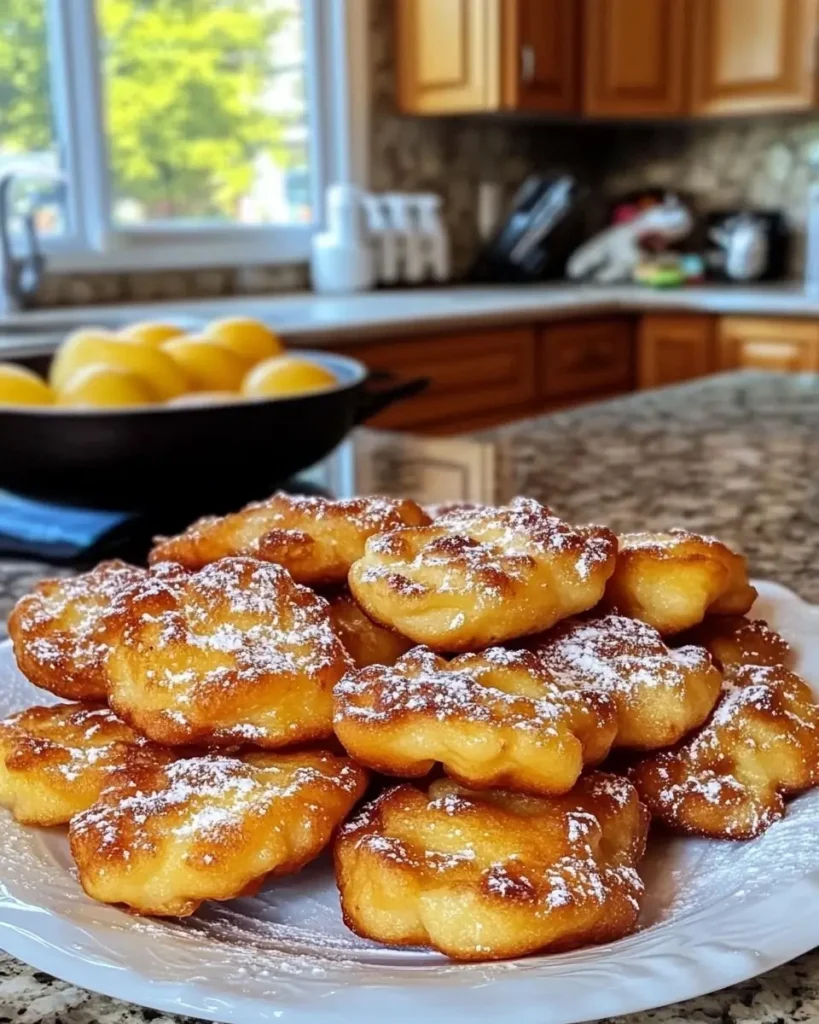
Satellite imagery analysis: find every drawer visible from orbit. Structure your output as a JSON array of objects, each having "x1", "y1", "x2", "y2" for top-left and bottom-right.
[
  {"x1": 718, "y1": 318, "x2": 819, "y2": 373},
  {"x1": 539, "y1": 318, "x2": 635, "y2": 399},
  {"x1": 336, "y1": 327, "x2": 537, "y2": 429}
]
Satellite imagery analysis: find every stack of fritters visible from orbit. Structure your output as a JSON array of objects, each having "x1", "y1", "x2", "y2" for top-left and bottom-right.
[{"x1": 3, "y1": 493, "x2": 817, "y2": 962}]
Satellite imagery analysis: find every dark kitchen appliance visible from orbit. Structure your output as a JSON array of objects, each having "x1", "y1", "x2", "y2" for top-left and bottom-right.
[
  {"x1": 0, "y1": 350, "x2": 426, "y2": 512},
  {"x1": 469, "y1": 174, "x2": 586, "y2": 283}
]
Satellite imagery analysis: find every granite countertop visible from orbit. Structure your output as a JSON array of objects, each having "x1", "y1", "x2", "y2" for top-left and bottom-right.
[
  {"x1": 3, "y1": 281, "x2": 819, "y2": 358},
  {"x1": 0, "y1": 370, "x2": 818, "y2": 1023}
]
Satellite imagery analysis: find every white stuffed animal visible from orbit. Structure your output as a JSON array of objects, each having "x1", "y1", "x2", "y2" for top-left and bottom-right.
[{"x1": 567, "y1": 197, "x2": 693, "y2": 284}]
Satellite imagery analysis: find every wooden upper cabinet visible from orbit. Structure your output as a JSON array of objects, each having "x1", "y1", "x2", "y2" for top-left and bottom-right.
[
  {"x1": 396, "y1": 0, "x2": 500, "y2": 113},
  {"x1": 501, "y1": 0, "x2": 579, "y2": 112},
  {"x1": 718, "y1": 318, "x2": 819, "y2": 373},
  {"x1": 690, "y1": 0, "x2": 818, "y2": 114},
  {"x1": 583, "y1": 0, "x2": 689, "y2": 116}
]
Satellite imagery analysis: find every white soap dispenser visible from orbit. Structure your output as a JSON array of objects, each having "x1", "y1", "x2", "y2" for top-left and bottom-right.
[
  {"x1": 416, "y1": 193, "x2": 451, "y2": 282},
  {"x1": 310, "y1": 183, "x2": 375, "y2": 294},
  {"x1": 385, "y1": 193, "x2": 424, "y2": 284},
  {"x1": 362, "y1": 193, "x2": 400, "y2": 285}
]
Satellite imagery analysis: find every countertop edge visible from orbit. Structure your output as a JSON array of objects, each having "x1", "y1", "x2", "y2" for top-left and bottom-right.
[{"x1": 3, "y1": 283, "x2": 819, "y2": 357}]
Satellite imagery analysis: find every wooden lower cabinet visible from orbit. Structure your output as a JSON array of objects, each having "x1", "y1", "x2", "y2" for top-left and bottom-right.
[
  {"x1": 330, "y1": 312, "x2": 819, "y2": 435},
  {"x1": 638, "y1": 315, "x2": 715, "y2": 389},
  {"x1": 337, "y1": 326, "x2": 538, "y2": 432},
  {"x1": 718, "y1": 318, "x2": 819, "y2": 373},
  {"x1": 539, "y1": 317, "x2": 635, "y2": 399}
]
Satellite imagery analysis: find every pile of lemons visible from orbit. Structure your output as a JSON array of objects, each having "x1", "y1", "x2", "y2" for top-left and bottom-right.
[{"x1": 0, "y1": 317, "x2": 339, "y2": 409}]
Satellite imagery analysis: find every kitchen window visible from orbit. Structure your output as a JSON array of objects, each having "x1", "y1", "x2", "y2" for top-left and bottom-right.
[{"x1": 0, "y1": 0, "x2": 368, "y2": 273}]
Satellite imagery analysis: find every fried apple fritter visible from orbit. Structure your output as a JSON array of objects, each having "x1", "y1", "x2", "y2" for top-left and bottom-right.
[
  {"x1": 677, "y1": 615, "x2": 791, "y2": 670},
  {"x1": 528, "y1": 613, "x2": 722, "y2": 750},
  {"x1": 103, "y1": 557, "x2": 350, "y2": 748},
  {"x1": 70, "y1": 749, "x2": 368, "y2": 917},
  {"x1": 423, "y1": 501, "x2": 487, "y2": 520},
  {"x1": 334, "y1": 772, "x2": 649, "y2": 961},
  {"x1": 0, "y1": 703, "x2": 175, "y2": 826},
  {"x1": 149, "y1": 493, "x2": 430, "y2": 585},
  {"x1": 348, "y1": 498, "x2": 618, "y2": 652},
  {"x1": 334, "y1": 646, "x2": 617, "y2": 795},
  {"x1": 603, "y1": 529, "x2": 757, "y2": 635},
  {"x1": 325, "y1": 588, "x2": 412, "y2": 669},
  {"x1": 8, "y1": 560, "x2": 147, "y2": 701},
  {"x1": 630, "y1": 664, "x2": 819, "y2": 839}
]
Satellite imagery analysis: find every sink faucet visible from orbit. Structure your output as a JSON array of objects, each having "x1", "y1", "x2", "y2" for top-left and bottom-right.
[{"x1": 0, "y1": 170, "x2": 48, "y2": 316}]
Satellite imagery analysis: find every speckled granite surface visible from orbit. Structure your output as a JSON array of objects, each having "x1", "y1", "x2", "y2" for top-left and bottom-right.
[{"x1": 0, "y1": 370, "x2": 818, "y2": 1023}]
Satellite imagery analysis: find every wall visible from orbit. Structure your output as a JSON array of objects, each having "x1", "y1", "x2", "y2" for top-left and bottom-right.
[
  {"x1": 33, "y1": 2, "x2": 819, "y2": 306},
  {"x1": 598, "y1": 115, "x2": 819, "y2": 277}
]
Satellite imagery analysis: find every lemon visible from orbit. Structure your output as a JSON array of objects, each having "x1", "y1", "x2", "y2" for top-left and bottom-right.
[
  {"x1": 0, "y1": 363, "x2": 54, "y2": 407},
  {"x1": 161, "y1": 336, "x2": 248, "y2": 392},
  {"x1": 50, "y1": 330, "x2": 189, "y2": 400},
  {"x1": 205, "y1": 317, "x2": 283, "y2": 364},
  {"x1": 50, "y1": 329, "x2": 115, "y2": 390},
  {"x1": 242, "y1": 355, "x2": 338, "y2": 399},
  {"x1": 57, "y1": 365, "x2": 158, "y2": 408},
  {"x1": 118, "y1": 321, "x2": 186, "y2": 348}
]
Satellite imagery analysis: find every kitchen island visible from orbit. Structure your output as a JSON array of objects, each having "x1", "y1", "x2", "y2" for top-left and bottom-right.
[{"x1": 1, "y1": 370, "x2": 818, "y2": 1024}]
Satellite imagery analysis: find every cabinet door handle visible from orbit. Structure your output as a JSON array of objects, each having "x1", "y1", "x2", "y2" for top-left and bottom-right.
[{"x1": 521, "y1": 44, "x2": 536, "y2": 84}]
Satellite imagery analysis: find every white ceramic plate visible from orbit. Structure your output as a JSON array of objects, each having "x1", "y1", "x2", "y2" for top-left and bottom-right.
[{"x1": 1, "y1": 579, "x2": 818, "y2": 1024}]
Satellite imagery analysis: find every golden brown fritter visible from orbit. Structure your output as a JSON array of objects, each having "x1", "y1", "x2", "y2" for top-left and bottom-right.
[
  {"x1": 333, "y1": 646, "x2": 617, "y2": 795},
  {"x1": 677, "y1": 615, "x2": 791, "y2": 670},
  {"x1": 603, "y1": 529, "x2": 757, "y2": 635},
  {"x1": 70, "y1": 749, "x2": 368, "y2": 917},
  {"x1": 103, "y1": 557, "x2": 350, "y2": 748},
  {"x1": 630, "y1": 664, "x2": 819, "y2": 839},
  {"x1": 325, "y1": 587, "x2": 412, "y2": 669},
  {"x1": 149, "y1": 492, "x2": 430, "y2": 584},
  {"x1": 528, "y1": 613, "x2": 722, "y2": 750},
  {"x1": 423, "y1": 501, "x2": 487, "y2": 520},
  {"x1": 348, "y1": 498, "x2": 618, "y2": 652},
  {"x1": 8, "y1": 561, "x2": 148, "y2": 701},
  {"x1": 334, "y1": 772, "x2": 649, "y2": 961},
  {"x1": 0, "y1": 703, "x2": 175, "y2": 826}
]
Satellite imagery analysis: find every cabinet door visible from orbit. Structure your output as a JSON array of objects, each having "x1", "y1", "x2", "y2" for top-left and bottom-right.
[
  {"x1": 718, "y1": 318, "x2": 819, "y2": 372},
  {"x1": 396, "y1": 0, "x2": 500, "y2": 113},
  {"x1": 638, "y1": 315, "x2": 715, "y2": 389},
  {"x1": 336, "y1": 327, "x2": 537, "y2": 432},
  {"x1": 583, "y1": 0, "x2": 689, "y2": 116},
  {"x1": 691, "y1": 0, "x2": 817, "y2": 114},
  {"x1": 539, "y1": 318, "x2": 635, "y2": 399},
  {"x1": 502, "y1": 0, "x2": 579, "y2": 112}
]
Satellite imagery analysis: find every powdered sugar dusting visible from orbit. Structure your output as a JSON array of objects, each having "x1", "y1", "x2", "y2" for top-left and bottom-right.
[
  {"x1": 355, "y1": 498, "x2": 615, "y2": 610},
  {"x1": 632, "y1": 662, "x2": 819, "y2": 838},
  {"x1": 534, "y1": 613, "x2": 714, "y2": 698},
  {"x1": 110, "y1": 558, "x2": 348, "y2": 743},
  {"x1": 335, "y1": 646, "x2": 568, "y2": 734},
  {"x1": 72, "y1": 753, "x2": 361, "y2": 853}
]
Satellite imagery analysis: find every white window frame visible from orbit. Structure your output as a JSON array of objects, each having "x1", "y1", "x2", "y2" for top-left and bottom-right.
[{"x1": 37, "y1": 0, "x2": 369, "y2": 273}]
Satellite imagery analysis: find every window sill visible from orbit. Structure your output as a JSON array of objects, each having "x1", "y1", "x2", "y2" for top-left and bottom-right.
[{"x1": 43, "y1": 226, "x2": 313, "y2": 275}]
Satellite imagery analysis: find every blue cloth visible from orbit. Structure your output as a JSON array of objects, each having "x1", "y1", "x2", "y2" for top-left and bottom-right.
[{"x1": 0, "y1": 492, "x2": 128, "y2": 559}]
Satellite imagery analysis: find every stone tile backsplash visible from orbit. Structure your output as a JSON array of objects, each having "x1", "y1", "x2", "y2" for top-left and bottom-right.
[
  {"x1": 596, "y1": 115, "x2": 819, "y2": 278},
  {"x1": 33, "y1": 0, "x2": 819, "y2": 307}
]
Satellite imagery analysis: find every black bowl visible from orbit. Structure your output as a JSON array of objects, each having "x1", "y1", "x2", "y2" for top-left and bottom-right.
[{"x1": 0, "y1": 350, "x2": 426, "y2": 511}]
